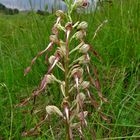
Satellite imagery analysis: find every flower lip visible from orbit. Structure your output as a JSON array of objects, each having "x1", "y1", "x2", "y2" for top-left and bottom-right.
[
  {"x1": 82, "y1": 1, "x2": 89, "y2": 8},
  {"x1": 65, "y1": 22, "x2": 73, "y2": 31},
  {"x1": 74, "y1": 0, "x2": 89, "y2": 8}
]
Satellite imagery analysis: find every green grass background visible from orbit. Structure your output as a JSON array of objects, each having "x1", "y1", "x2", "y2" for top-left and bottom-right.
[{"x1": 0, "y1": 0, "x2": 140, "y2": 139}]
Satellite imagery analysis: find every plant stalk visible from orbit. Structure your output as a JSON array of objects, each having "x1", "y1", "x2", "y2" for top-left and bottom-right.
[{"x1": 65, "y1": 29, "x2": 71, "y2": 140}]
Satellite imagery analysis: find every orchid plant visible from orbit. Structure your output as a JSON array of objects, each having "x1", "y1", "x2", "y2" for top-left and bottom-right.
[{"x1": 17, "y1": 0, "x2": 108, "y2": 139}]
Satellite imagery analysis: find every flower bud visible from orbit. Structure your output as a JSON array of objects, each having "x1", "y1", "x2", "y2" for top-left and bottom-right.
[
  {"x1": 49, "y1": 55, "x2": 55, "y2": 64},
  {"x1": 79, "y1": 44, "x2": 90, "y2": 53},
  {"x1": 75, "y1": 30, "x2": 86, "y2": 40},
  {"x1": 80, "y1": 81, "x2": 90, "y2": 89},
  {"x1": 49, "y1": 35, "x2": 59, "y2": 44},
  {"x1": 76, "y1": 92, "x2": 86, "y2": 102},
  {"x1": 71, "y1": 67, "x2": 83, "y2": 78},
  {"x1": 46, "y1": 74, "x2": 55, "y2": 84},
  {"x1": 58, "y1": 40, "x2": 66, "y2": 57},
  {"x1": 56, "y1": 10, "x2": 65, "y2": 18},
  {"x1": 52, "y1": 24, "x2": 59, "y2": 35},
  {"x1": 46, "y1": 105, "x2": 63, "y2": 117},
  {"x1": 77, "y1": 21, "x2": 88, "y2": 30},
  {"x1": 77, "y1": 111, "x2": 88, "y2": 118},
  {"x1": 60, "y1": 81, "x2": 65, "y2": 97},
  {"x1": 78, "y1": 54, "x2": 90, "y2": 64}
]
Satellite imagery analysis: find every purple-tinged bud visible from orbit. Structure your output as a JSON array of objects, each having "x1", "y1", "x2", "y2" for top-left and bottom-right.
[
  {"x1": 65, "y1": 22, "x2": 73, "y2": 31},
  {"x1": 48, "y1": 53, "x2": 61, "y2": 73},
  {"x1": 71, "y1": 67, "x2": 83, "y2": 78},
  {"x1": 46, "y1": 74, "x2": 55, "y2": 84},
  {"x1": 62, "y1": 99, "x2": 70, "y2": 120}
]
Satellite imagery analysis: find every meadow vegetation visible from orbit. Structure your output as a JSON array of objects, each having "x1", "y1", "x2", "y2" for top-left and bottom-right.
[{"x1": 0, "y1": 0, "x2": 140, "y2": 139}]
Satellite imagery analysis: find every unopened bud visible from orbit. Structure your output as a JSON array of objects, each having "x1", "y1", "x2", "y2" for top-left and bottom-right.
[
  {"x1": 46, "y1": 74, "x2": 55, "y2": 84},
  {"x1": 75, "y1": 30, "x2": 86, "y2": 40},
  {"x1": 50, "y1": 35, "x2": 59, "y2": 44},
  {"x1": 46, "y1": 105, "x2": 63, "y2": 117},
  {"x1": 58, "y1": 40, "x2": 66, "y2": 57},
  {"x1": 60, "y1": 81, "x2": 65, "y2": 97},
  {"x1": 76, "y1": 92, "x2": 86, "y2": 102},
  {"x1": 71, "y1": 67, "x2": 83, "y2": 78},
  {"x1": 79, "y1": 44, "x2": 90, "y2": 53},
  {"x1": 77, "y1": 21, "x2": 88, "y2": 30},
  {"x1": 80, "y1": 81, "x2": 90, "y2": 89},
  {"x1": 78, "y1": 54, "x2": 90, "y2": 64},
  {"x1": 52, "y1": 24, "x2": 59, "y2": 35},
  {"x1": 56, "y1": 10, "x2": 65, "y2": 18},
  {"x1": 49, "y1": 55, "x2": 55, "y2": 64}
]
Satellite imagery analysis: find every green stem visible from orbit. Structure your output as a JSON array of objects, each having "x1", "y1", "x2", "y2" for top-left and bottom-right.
[
  {"x1": 65, "y1": 30, "x2": 70, "y2": 140},
  {"x1": 64, "y1": 1, "x2": 73, "y2": 139}
]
